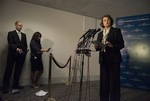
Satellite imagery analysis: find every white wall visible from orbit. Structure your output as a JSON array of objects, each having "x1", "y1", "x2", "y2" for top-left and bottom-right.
[{"x1": 0, "y1": 0, "x2": 100, "y2": 85}]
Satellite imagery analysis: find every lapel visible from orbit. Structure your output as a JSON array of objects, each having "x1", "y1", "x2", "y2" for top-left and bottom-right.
[
  {"x1": 106, "y1": 27, "x2": 113, "y2": 41},
  {"x1": 20, "y1": 32, "x2": 23, "y2": 41},
  {"x1": 99, "y1": 31, "x2": 103, "y2": 42}
]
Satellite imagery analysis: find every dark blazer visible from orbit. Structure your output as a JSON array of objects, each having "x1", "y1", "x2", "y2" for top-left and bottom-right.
[
  {"x1": 7, "y1": 30, "x2": 27, "y2": 56},
  {"x1": 30, "y1": 39, "x2": 42, "y2": 57},
  {"x1": 97, "y1": 27, "x2": 124, "y2": 63}
]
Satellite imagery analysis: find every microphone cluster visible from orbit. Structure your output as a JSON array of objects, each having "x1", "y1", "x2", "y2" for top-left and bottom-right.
[{"x1": 79, "y1": 28, "x2": 101, "y2": 40}]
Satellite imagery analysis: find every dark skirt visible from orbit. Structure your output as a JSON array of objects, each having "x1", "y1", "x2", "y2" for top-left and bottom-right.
[{"x1": 30, "y1": 55, "x2": 43, "y2": 72}]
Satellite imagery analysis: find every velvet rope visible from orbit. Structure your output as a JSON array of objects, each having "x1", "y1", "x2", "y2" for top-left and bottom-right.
[{"x1": 52, "y1": 55, "x2": 71, "y2": 68}]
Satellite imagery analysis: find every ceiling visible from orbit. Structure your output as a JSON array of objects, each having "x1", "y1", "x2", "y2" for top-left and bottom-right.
[{"x1": 18, "y1": 0, "x2": 150, "y2": 19}]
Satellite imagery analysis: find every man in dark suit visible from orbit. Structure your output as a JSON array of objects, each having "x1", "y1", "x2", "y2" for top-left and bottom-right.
[
  {"x1": 2, "y1": 21, "x2": 27, "y2": 94},
  {"x1": 95, "y1": 15, "x2": 124, "y2": 101}
]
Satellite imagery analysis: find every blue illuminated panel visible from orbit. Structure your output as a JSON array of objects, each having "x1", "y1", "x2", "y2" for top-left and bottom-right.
[{"x1": 116, "y1": 14, "x2": 150, "y2": 90}]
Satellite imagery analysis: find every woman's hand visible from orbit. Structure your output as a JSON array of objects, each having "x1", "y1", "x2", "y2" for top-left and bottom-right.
[
  {"x1": 41, "y1": 48, "x2": 51, "y2": 52},
  {"x1": 46, "y1": 48, "x2": 51, "y2": 52},
  {"x1": 106, "y1": 41, "x2": 113, "y2": 47},
  {"x1": 94, "y1": 44, "x2": 98, "y2": 50}
]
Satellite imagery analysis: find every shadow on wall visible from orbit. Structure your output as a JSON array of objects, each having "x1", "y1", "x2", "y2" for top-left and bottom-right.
[
  {"x1": 0, "y1": 32, "x2": 8, "y2": 85},
  {"x1": 23, "y1": 28, "x2": 34, "y2": 68},
  {"x1": 23, "y1": 28, "x2": 54, "y2": 67},
  {"x1": 23, "y1": 28, "x2": 34, "y2": 45},
  {"x1": 18, "y1": 28, "x2": 55, "y2": 85},
  {"x1": 24, "y1": 28, "x2": 54, "y2": 50},
  {"x1": 41, "y1": 38, "x2": 54, "y2": 52},
  {"x1": 20, "y1": 28, "x2": 35, "y2": 85}
]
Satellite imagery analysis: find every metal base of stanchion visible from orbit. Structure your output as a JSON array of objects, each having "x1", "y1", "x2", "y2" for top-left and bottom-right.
[{"x1": 44, "y1": 97, "x2": 56, "y2": 101}]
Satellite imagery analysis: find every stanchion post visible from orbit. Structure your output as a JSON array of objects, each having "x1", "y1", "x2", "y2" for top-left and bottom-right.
[{"x1": 45, "y1": 53, "x2": 56, "y2": 101}]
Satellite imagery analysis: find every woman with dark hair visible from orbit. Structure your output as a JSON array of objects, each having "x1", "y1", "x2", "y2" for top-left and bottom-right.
[
  {"x1": 95, "y1": 15, "x2": 124, "y2": 101},
  {"x1": 30, "y1": 32, "x2": 50, "y2": 88}
]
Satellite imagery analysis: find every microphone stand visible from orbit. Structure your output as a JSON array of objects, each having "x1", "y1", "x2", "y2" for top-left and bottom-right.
[
  {"x1": 78, "y1": 53, "x2": 84, "y2": 101},
  {"x1": 76, "y1": 28, "x2": 100, "y2": 101}
]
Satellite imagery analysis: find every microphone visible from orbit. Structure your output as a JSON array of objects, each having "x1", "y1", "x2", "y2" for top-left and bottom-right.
[
  {"x1": 93, "y1": 28, "x2": 101, "y2": 34},
  {"x1": 96, "y1": 28, "x2": 101, "y2": 32},
  {"x1": 79, "y1": 29, "x2": 92, "y2": 39},
  {"x1": 86, "y1": 28, "x2": 101, "y2": 38},
  {"x1": 92, "y1": 28, "x2": 101, "y2": 37}
]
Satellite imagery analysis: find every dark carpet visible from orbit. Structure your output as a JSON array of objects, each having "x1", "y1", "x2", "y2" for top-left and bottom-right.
[{"x1": 0, "y1": 81, "x2": 150, "y2": 101}]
